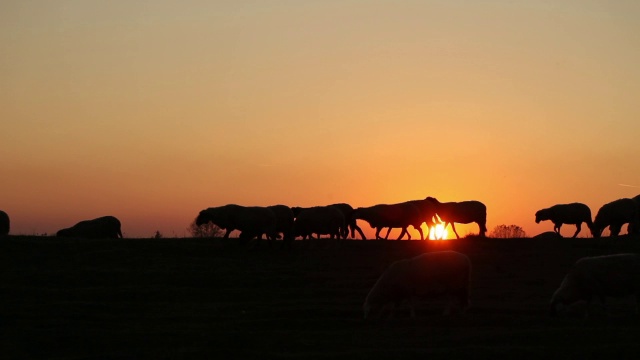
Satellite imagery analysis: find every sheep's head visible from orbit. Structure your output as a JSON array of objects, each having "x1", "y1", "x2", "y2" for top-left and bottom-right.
[
  {"x1": 534, "y1": 209, "x2": 549, "y2": 224},
  {"x1": 589, "y1": 222, "x2": 603, "y2": 238},
  {"x1": 195, "y1": 210, "x2": 215, "y2": 227}
]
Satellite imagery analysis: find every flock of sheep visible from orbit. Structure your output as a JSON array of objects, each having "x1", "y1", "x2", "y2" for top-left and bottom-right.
[
  {"x1": 2, "y1": 195, "x2": 640, "y2": 319},
  {"x1": 1, "y1": 194, "x2": 639, "y2": 241}
]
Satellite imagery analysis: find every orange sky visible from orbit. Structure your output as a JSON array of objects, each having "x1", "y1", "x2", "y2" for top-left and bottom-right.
[{"x1": 2, "y1": 1, "x2": 640, "y2": 238}]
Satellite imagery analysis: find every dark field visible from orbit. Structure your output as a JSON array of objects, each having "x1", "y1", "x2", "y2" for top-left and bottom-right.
[{"x1": 3, "y1": 236, "x2": 640, "y2": 359}]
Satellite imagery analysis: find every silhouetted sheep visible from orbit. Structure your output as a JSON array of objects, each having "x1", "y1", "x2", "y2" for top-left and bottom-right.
[
  {"x1": 426, "y1": 197, "x2": 487, "y2": 238},
  {"x1": 328, "y1": 203, "x2": 366, "y2": 240},
  {"x1": 267, "y1": 204, "x2": 295, "y2": 247},
  {"x1": 56, "y1": 216, "x2": 123, "y2": 239},
  {"x1": 363, "y1": 251, "x2": 471, "y2": 319},
  {"x1": 535, "y1": 203, "x2": 592, "y2": 238},
  {"x1": 292, "y1": 206, "x2": 345, "y2": 240},
  {"x1": 550, "y1": 253, "x2": 640, "y2": 317},
  {"x1": 352, "y1": 202, "x2": 423, "y2": 240},
  {"x1": 590, "y1": 198, "x2": 638, "y2": 238},
  {"x1": 0, "y1": 210, "x2": 9, "y2": 236},
  {"x1": 407, "y1": 198, "x2": 439, "y2": 237},
  {"x1": 196, "y1": 204, "x2": 277, "y2": 242}
]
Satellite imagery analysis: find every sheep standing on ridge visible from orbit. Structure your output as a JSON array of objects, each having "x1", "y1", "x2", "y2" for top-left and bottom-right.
[
  {"x1": 292, "y1": 206, "x2": 345, "y2": 240},
  {"x1": 363, "y1": 251, "x2": 471, "y2": 319},
  {"x1": 550, "y1": 253, "x2": 640, "y2": 317},
  {"x1": 0, "y1": 210, "x2": 9, "y2": 236},
  {"x1": 267, "y1": 205, "x2": 295, "y2": 248},
  {"x1": 352, "y1": 202, "x2": 423, "y2": 240},
  {"x1": 426, "y1": 197, "x2": 487, "y2": 238},
  {"x1": 57, "y1": 216, "x2": 123, "y2": 239},
  {"x1": 589, "y1": 198, "x2": 639, "y2": 238},
  {"x1": 328, "y1": 203, "x2": 367, "y2": 240},
  {"x1": 196, "y1": 204, "x2": 277, "y2": 242},
  {"x1": 535, "y1": 203, "x2": 593, "y2": 238}
]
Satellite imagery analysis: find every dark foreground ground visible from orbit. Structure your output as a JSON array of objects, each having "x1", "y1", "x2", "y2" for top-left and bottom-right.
[{"x1": 2, "y1": 235, "x2": 640, "y2": 359}]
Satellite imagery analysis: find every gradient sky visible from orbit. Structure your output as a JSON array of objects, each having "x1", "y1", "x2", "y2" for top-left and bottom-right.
[{"x1": 2, "y1": 0, "x2": 640, "y2": 238}]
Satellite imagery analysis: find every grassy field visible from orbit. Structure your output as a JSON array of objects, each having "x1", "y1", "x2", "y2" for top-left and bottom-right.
[{"x1": 2, "y1": 235, "x2": 640, "y2": 359}]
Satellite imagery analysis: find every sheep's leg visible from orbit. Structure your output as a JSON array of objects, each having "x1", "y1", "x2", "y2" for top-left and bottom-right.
[
  {"x1": 414, "y1": 226, "x2": 425, "y2": 241},
  {"x1": 554, "y1": 223, "x2": 562, "y2": 235},
  {"x1": 572, "y1": 223, "x2": 581, "y2": 238},
  {"x1": 450, "y1": 223, "x2": 461, "y2": 239},
  {"x1": 384, "y1": 227, "x2": 393, "y2": 240},
  {"x1": 375, "y1": 227, "x2": 383, "y2": 239},
  {"x1": 354, "y1": 225, "x2": 367, "y2": 240},
  {"x1": 223, "y1": 229, "x2": 231, "y2": 239},
  {"x1": 397, "y1": 228, "x2": 407, "y2": 240}
]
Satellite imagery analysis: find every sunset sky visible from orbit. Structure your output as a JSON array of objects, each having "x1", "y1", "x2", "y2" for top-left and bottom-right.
[{"x1": 2, "y1": 1, "x2": 640, "y2": 238}]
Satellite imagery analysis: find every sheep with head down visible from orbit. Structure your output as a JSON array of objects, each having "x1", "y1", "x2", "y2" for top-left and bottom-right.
[
  {"x1": 352, "y1": 202, "x2": 423, "y2": 240},
  {"x1": 56, "y1": 216, "x2": 123, "y2": 239},
  {"x1": 196, "y1": 204, "x2": 277, "y2": 242},
  {"x1": 589, "y1": 198, "x2": 639, "y2": 238},
  {"x1": 363, "y1": 251, "x2": 471, "y2": 319},
  {"x1": 425, "y1": 197, "x2": 487, "y2": 238},
  {"x1": 535, "y1": 202, "x2": 592, "y2": 238},
  {"x1": 550, "y1": 253, "x2": 640, "y2": 317},
  {"x1": 292, "y1": 206, "x2": 345, "y2": 240}
]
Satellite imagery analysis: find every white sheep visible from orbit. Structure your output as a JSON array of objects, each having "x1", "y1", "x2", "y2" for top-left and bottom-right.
[
  {"x1": 535, "y1": 203, "x2": 593, "y2": 238},
  {"x1": 590, "y1": 198, "x2": 639, "y2": 237},
  {"x1": 363, "y1": 251, "x2": 471, "y2": 319},
  {"x1": 550, "y1": 253, "x2": 640, "y2": 317}
]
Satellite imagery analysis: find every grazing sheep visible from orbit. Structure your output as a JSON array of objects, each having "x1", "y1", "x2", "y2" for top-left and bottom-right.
[
  {"x1": 590, "y1": 198, "x2": 638, "y2": 238},
  {"x1": 352, "y1": 202, "x2": 423, "y2": 240},
  {"x1": 0, "y1": 210, "x2": 9, "y2": 236},
  {"x1": 425, "y1": 197, "x2": 487, "y2": 238},
  {"x1": 196, "y1": 204, "x2": 277, "y2": 241},
  {"x1": 407, "y1": 198, "x2": 440, "y2": 238},
  {"x1": 267, "y1": 204, "x2": 295, "y2": 247},
  {"x1": 363, "y1": 251, "x2": 471, "y2": 319},
  {"x1": 328, "y1": 203, "x2": 367, "y2": 240},
  {"x1": 535, "y1": 203, "x2": 593, "y2": 238},
  {"x1": 550, "y1": 253, "x2": 640, "y2": 317},
  {"x1": 56, "y1": 216, "x2": 123, "y2": 239},
  {"x1": 293, "y1": 206, "x2": 345, "y2": 240}
]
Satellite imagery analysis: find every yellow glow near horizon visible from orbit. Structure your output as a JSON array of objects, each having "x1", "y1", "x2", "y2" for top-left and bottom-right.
[{"x1": 429, "y1": 224, "x2": 448, "y2": 240}]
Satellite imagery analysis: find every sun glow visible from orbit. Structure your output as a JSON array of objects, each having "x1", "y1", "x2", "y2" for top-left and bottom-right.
[{"x1": 429, "y1": 223, "x2": 448, "y2": 240}]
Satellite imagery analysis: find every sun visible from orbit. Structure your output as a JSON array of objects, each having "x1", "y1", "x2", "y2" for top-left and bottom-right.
[{"x1": 429, "y1": 223, "x2": 448, "y2": 240}]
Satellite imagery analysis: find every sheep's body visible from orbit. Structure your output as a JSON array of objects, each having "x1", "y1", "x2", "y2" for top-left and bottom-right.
[
  {"x1": 328, "y1": 203, "x2": 366, "y2": 240},
  {"x1": 0, "y1": 210, "x2": 9, "y2": 236},
  {"x1": 267, "y1": 205, "x2": 295, "y2": 247},
  {"x1": 426, "y1": 197, "x2": 487, "y2": 238},
  {"x1": 293, "y1": 206, "x2": 345, "y2": 240},
  {"x1": 363, "y1": 251, "x2": 471, "y2": 319},
  {"x1": 56, "y1": 216, "x2": 123, "y2": 239},
  {"x1": 352, "y1": 202, "x2": 423, "y2": 240},
  {"x1": 196, "y1": 204, "x2": 277, "y2": 241},
  {"x1": 550, "y1": 253, "x2": 640, "y2": 317},
  {"x1": 590, "y1": 198, "x2": 638, "y2": 237},
  {"x1": 535, "y1": 203, "x2": 592, "y2": 238}
]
